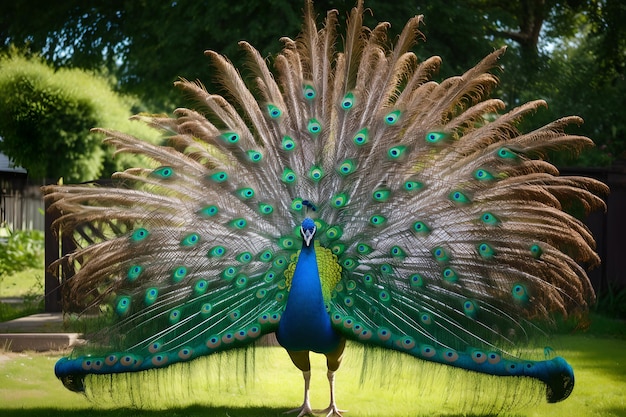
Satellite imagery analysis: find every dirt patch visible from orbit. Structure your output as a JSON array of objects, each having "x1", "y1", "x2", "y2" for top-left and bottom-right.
[{"x1": 0, "y1": 352, "x2": 20, "y2": 364}]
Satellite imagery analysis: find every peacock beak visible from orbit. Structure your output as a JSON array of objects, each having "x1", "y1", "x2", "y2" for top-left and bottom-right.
[{"x1": 301, "y1": 226, "x2": 316, "y2": 247}]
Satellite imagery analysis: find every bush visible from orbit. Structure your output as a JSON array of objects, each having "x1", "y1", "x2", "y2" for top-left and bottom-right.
[
  {"x1": 0, "y1": 227, "x2": 44, "y2": 277},
  {"x1": 0, "y1": 53, "x2": 162, "y2": 183}
]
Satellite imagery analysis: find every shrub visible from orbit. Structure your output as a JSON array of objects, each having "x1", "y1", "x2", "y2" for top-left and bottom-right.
[
  {"x1": 0, "y1": 53, "x2": 161, "y2": 183},
  {"x1": 0, "y1": 227, "x2": 44, "y2": 277}
]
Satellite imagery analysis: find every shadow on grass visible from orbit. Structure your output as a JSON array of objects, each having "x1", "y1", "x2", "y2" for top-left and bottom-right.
[
  {"x1": 603, "y1": 408, "x2": 626, "y2": 417},
  {"x1": 0, "y1": 407, "x2": 474, "y2": 417},
  {"x1": 0, "y1": 406, "x2": 532, "y2": 417},
  {"x1": 561, "y1": 334, "x2": 626, "y2": 381},
  {"x1": 2, "y1": 406, "x2": 281, "y2": 417}
]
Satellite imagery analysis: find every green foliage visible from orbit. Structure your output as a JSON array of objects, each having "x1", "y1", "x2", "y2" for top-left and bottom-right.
[
  {"x1": 0, "y1": 1, "x2": 623, "y2": 167},
  {"x1": 595, "y1": 282, "x2": 626, "y2": 320},
  {"x1": 0, "y1": 1, "x2": 495, "y2": 111},
  {"x1": 0, "y1": 228, "x2": 44, "y2": 277},
  {"x1": 0, "y1": 294, "x2": 43, "y2": 323},
  {"x1": 0, "y1": 54, "x2": 161, "y2": 182},
  {"x1": 0, "y1": 228, "x2": 45, "y2": 321},
  {"x1": 500, "y1": 31, "x2": 625, "y2": 167}
]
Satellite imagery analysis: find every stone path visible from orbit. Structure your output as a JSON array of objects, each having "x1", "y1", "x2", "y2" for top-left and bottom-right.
[{"x1": 0, "y1": 313, "x2": 82, "y2": 352}]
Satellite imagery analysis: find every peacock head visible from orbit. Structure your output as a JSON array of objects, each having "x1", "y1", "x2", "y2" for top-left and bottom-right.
[{"x1": 300, "y1": 217, "x2": 316, "y2": 247}]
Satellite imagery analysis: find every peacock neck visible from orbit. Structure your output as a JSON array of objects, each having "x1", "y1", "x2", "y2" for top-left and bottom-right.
[{"x1": 276, "y1": 240, "x2": 340, "y2": 354}]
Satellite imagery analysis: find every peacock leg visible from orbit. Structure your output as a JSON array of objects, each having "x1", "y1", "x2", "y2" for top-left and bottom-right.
[
  {"x1": 315, "y1": 338, "x2": 347, "y2": 417},
  {"x1": 284, "y1": 350, "x2": 314, "y2": 417}
]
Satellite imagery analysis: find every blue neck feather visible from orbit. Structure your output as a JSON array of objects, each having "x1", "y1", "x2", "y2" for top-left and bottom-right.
[{"x1": 277, "y1": 240, "x2": 340, "y2": 353}]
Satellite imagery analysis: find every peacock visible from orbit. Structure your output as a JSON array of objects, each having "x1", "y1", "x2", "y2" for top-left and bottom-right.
[{"x1": 43, "y1": 1, "x2": 608, "y2": 415}]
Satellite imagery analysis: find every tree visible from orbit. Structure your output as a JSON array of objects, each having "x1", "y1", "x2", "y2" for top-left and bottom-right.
[
  {"x1": 0, "y1": 1, "x2": 494, "y2": 111},
  {"x1": 1, "y1": 0, "x2": 623, "y2": 165},
  {"x1": 0, "y1": 54, "x2": 161, "y2": 182},
  {"x1": 489, "y1": 0, "x2": 626, "y2": 164}
]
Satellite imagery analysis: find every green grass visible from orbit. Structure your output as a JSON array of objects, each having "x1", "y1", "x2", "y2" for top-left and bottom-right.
[
  {"x1": 1, "y1": 271, "x2": 625, "y2": 415},
  {"x1": 0, "y1": 268, "x2": 44, "y2": 322},
  {"x1": 0, "y1": 267, "x2": 43, "y2": 298},
  {"x1": 1, "y1": 332, "x2": 625, "y2": 417}
]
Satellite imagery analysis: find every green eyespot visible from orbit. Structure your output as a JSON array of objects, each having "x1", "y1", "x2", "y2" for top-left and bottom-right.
[
  {"x1": 497, "y1": 147, "x2": 517, "y2": 159},
  {"x1": 282, "y1": 168, "x2": 297, "y2": 184},
  {"x1": 152, "y1": 166, "x2": 174, "y2": 179},
  {"x1": 477, "y1": 242, "x2": 495, "y2": 259},
  {"x1": 341, "y1": 92, "x2": 355, "y2": 109},
  {"x1": 384, "y1": 110, "x2": 401, "y2": 125},
  {"x1": 131, "y1": 228, "x2": 149, "y2": 242},
  {"x1": 325, "y1": 226, "x2": 343, "y2": 240},
  {"x1": 200, "y1": 205, "x2": 219, "y2": 217},
  {"x1": 404, "y1": 180, "x2": 423, "y2": 191},
  {"x1": 220, "y1": 132, "x2": 239, "y2": 144},
  {"x1": 412, "y1": 221, "x2": 430, "y2": 234},
  {"x1": 237, "y1": 187, "x2": 255, "y2": 200},
  {"x1": 307, "y1": 119, "x2": 322, "y2": 135},
  {"x1": 449, "y1": 190, "x2": 470, "y2": 204},
  {"x1": 181, "y1": 233, "x2": 200, "y2": 247},
  {"x1": 291, "y1": 198, "x2": 304, "y2": 211},
  {"x1": 372, "y1": 188, "x2": 390, "y2": 202},
  {"x1": 229, "y1": 218, "x2": 247, "y2": 229},
  {"x1": 210, "y1": 171, "x2": 228, "y2": 183},
  {"x1": 356, "y1": 243, "x2": 373, "y2": 255},
  {"x1": 208, "y1": 246, "x2": 226, "y2": 257},
  {"x1": 267, "y1": 104, "x2": 282, "y2": 119},
  {"x1": 387, "y1": 146, "x2": 406, "y2": 159},
  {"x1": 432, "y1": 247, "x2": 449, "y2": 263},
  {"x1": 303, "y1": 84, "x2": 316, "y2": 100},
  {"x1": 353, "y1": 128, "x2": 368, "y2": 146},
  {"x1": 338, "y1": 159, "x2": 356, "y2": 175},
  {"x1": 309, "y1": 166, "x2": 324, "y2": 182},
  {"x1": 282, "y1": 136, "x2": 296, "y2": 151},
  {"x1": 474, "y1": 169, "x2": 494, "y2": 181},
  {"x1": 480, "y1": 212, "x2": 500, "y2": 225},
  {"x1": 369, "y1": 215, "x2": 386, "y2": 226},
  {"x1": 332, "y1": 193, "x2": 349, "y2": 208},
  {"x1": 425, "y1": 131, "x2": 446, "y2": 143},
  {"x1": 258, "y1": 202, "x2": 274, "y2": 215},
  {"x1": 247, "y1": 150, "x2": 263, "y2": 162}
]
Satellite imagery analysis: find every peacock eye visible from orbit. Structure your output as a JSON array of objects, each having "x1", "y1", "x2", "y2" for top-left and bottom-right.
[
  {"x1": 267, "y1": 104, "x2": 282, "y2": 119},
  {"x1": 341, "y1": 92, "x2": 355, "y2": 109},
  {"x1": 384, "y1": 110, "x2": 401, "y2": 125},
  {"x1": 309, "y1": 165, "x2": 324, "y2": 181},
  {"x1": 282, "y1": 136, "x2": 296, "y2": 151},
  {"x1": 282, "y1": 168, "x2": 297, "y2": 183},
  {"x1": 247, "y1": 150, "x2": 263, "y2": 162},
  {"x1": 425, "y1": 131, "x2": 446, "y2": 143},
  {"x1": 353, "y1": 128, "x2": 368, "y2": 146},
  {"x1": 152, "y1": 166, "x2": 174, "y2": 179},
  {"x1": 474, "y1": 169, "x2": 494, "y2": 180},
  {"x1": 307, "y1": 119, "x2": 322, "y2": 134},
  {"x1": 220, "y1": 132, "x2": 239, "y2": 144},
  {"x1": 303, "y1": 84, "x2": 316, "y2": 100}
]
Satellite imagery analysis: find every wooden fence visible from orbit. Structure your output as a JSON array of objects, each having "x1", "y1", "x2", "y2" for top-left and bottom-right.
[
  {"x1": 0, "y1": 182, "x2": 45, "y2": 231},
  {"x1": 560, "y1": 163, "x2": 626, "y2": 299}
]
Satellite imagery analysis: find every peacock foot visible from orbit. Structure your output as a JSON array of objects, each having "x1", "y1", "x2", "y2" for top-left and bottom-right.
[
  {"x1": 314, "y1": 404, "x2": 346, "y2": 417},
  {"x1": 284, "y1": 402, "x2": 315, "y2": 417}
]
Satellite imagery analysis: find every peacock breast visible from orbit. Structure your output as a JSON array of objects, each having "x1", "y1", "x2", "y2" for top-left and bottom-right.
[{"x1": 276, "y1": 242, "x2": 342, "y2": 353}]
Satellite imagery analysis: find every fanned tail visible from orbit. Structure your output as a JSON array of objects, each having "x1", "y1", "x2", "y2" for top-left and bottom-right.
[{"x1": 44, "y1": 0, "x2": 606, "y2": 409}]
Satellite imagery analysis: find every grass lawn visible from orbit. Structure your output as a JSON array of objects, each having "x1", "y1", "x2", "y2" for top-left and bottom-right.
[
  {"x1": 1, "y1": 329, "x2": 625, "y2": 417},
  {"x1": 0, "y1": 268, "x2": 44, "y2": 298},
  {"x1": 0, "y1": 268, "x2": 44, "y2": 322},
  {"x1": 1, "y1": 271, "x2": 625, "y2": 416}
]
